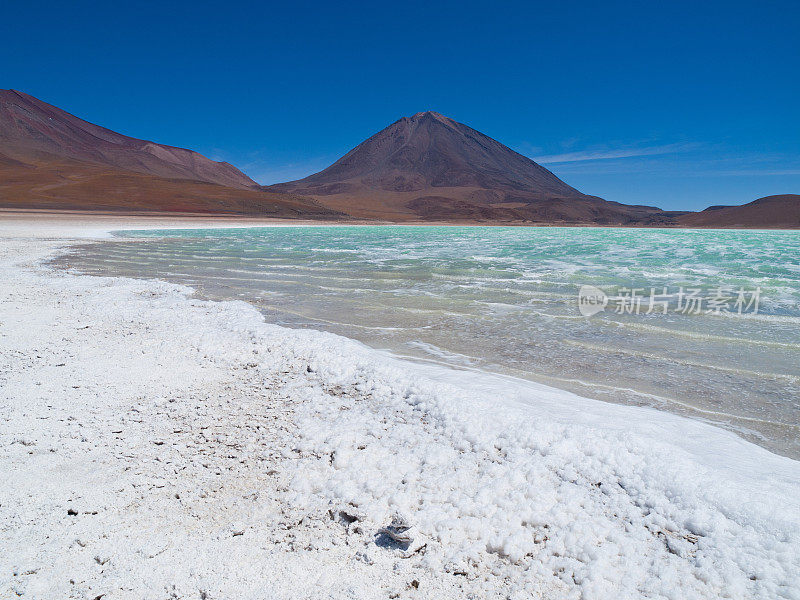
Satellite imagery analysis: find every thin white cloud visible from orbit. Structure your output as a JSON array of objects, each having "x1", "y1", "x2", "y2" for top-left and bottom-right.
[
  {"x1": 532, "y1": 143, "x2": 696, "y2": 164},
  {"x1": 704, "y1": 168, "x2": 800, "y2": 177}
]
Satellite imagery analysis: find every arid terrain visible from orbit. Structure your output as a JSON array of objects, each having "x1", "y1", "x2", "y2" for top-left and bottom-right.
[
  {"x1": 1, "y1": 90, "x2": 797, "y2": 227},
  {"x1": 0, "y1": 90, "x2": 340, "y2": 219},
  {"x1": 677, "y1": 194, "x2": 800, "y2": 228}
]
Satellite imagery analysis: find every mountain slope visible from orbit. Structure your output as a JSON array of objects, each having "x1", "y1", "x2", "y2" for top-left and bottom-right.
[
  {"x1": 267, "y1": 111, "x2": 672, "y2": 224},
  {"x1": 0, "y1": 89, "x2": 256, "y2": 189},
  {"x1": 0, "y1": 157, "x2": 341, "y2": 217},
  {"x1": 678, "y1": 195, "x2": 800, "y2": 228},
  {"x1": 0, "y1": 90, "x2": 344, "y2": 218},
  {"x1": 3, "y1": 93, "x2": 792, "y2": 226}
]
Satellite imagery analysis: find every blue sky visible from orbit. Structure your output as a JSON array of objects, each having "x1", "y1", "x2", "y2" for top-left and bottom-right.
[{"x1": 2, "y1": 0, "x2": 798, "y2": 210}]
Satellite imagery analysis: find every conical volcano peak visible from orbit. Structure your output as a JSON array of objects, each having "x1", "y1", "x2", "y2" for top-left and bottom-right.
[
  {"x1": 273, "y1": 109, "x2": 586, "y2": 197},
  {"x1": 410, "y1": 110, "x2": 449, "y2": 120},
  {"x1": 266, "y1": 111, "x2": 678, "y2": 223},
  {"x1": 406, "y1": 111, "x2": 457, "y2": 128}
]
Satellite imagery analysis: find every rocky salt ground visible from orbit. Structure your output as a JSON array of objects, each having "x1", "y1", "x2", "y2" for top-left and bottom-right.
[{"x1": 1, "y1": 230, "x2": 800, "y2": 600}]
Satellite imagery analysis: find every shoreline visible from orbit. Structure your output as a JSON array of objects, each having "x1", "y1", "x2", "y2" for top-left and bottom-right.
[
  {"x1": 3, "y1": 208, "x2": 799, "y2": 231},
  {"x1": 61, "y1": 221, "x2": 800, "y2": 460},
  {"x1": 2, "y1": 215, "x2": 799, "y2": 599}
]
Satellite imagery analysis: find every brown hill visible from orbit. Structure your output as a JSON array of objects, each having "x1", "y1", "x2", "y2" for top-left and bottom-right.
[
  {"x1": 678, "y1": 195, "x2": 800, "y2": 228},
  {"x1": 0, "y1": 158, "x2": 340, "y2": 217},
  {"x1": 0, "y1": 89, "x2": 256, "y2": 188},
  {"x1": 266, "y1": 111, "x2": 673, "y2": 224},
  {"x1": 0, "y1": 90, "x2": 341, "y2": 218}
]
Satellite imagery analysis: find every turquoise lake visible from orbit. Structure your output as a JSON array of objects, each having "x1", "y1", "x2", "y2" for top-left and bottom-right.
[{"x1": 58, "y1": 226, "x2": 800, "y2": 457}]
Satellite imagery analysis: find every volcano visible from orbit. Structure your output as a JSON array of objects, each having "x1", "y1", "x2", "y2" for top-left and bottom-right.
[{"x1": 266, "y1": 111, "x2": 673, "y2": 224}]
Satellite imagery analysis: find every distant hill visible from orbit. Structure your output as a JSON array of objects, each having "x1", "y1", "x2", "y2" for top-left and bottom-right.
[
  {"x1": 0, "y1": 90, "x2": 341, "y2": 217},
  {"x1": 0, "y1": 89, "x2": 257, "y2": 188},
  {"x1": 0, "y1": 157, "x2": 340, "y2": 217},
  {"x1": 678, "y1": 195, "x2": 800, "y2": 228},
  {"x1": 266, "y1": 111, "x2": 674, "y2": 224}
]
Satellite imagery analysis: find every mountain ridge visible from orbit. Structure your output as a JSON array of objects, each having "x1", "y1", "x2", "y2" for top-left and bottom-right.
[
  {"x1": 0, "y1": 92, "x2": 796, "y2": 227},
  {"x1": 677, "y1": 194, "x2": 800, "y2": 228},
  {"x1": 0, "y1": 89, "x2": 256, "y2": 189},
  {"x1": 0, "y1": 90, "x2": 341, "y2": 218}
]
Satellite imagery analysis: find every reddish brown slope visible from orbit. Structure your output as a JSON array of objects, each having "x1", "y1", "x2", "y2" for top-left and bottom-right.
[
  {"x1": 679, "y1": 195, "x2": 800, "y2": 228},
  {"x1": 0, "y1": 89, "x2": 256, "y2": 189},
  {"x1": 0, "y1": 158, "x2": 341, "y2": 217},
  {"x1": 0, "y1": 90, "x2": 343, "y2": 218},
  {"x1": 266, "y1": 111, "x2": 673, "y2": 224}
]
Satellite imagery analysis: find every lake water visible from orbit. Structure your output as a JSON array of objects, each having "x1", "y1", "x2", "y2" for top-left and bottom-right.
[{"x1": 56, "y1": 226, "x2": 800, "y2": 457}]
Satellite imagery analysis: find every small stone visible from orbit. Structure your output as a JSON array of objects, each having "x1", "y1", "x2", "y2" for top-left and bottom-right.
[{"x1": 231, "y1": 521, "x2": 245, "y2": 536}]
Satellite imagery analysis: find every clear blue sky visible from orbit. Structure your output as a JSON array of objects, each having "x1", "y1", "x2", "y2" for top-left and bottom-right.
[{"x1": 2, "y1": 0, "x2": 798, "y2": 210}]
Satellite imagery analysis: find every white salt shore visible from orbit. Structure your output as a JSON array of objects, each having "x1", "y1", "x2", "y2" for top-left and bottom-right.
[{"x1": 1, "y1": 217, "x2": 799, "y2": 600}]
